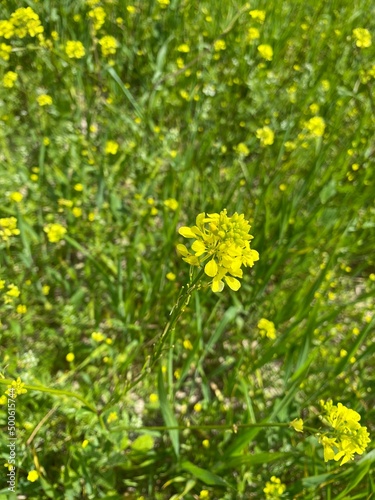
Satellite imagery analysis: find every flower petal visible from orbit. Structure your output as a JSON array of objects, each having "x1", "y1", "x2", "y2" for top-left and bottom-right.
[
  {"x1": 211, "y1": 279, "x2": 224, "y2": 293},
  {"x1": 224, "y1": 276, "x2": 241, "y2": 291},
  {"x1": 204, "y1": 258, "x2": 218, "y2": 277},
  {"x1": 179, "y1": 226, "x2": 196, "y2": 238}
]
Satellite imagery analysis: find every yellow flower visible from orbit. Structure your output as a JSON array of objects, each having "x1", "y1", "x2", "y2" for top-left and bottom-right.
[
  {"x1": 37, "y1": 94, "x2": 53, "y2": 106},
  {"x1": 16, "y1": 304, "x2": 27, "y2": 314},
  {"x1": 0, "y1": 217, "x2": 20, "y2": 241},
  {"x1": 164, "y1": 198, "x2": 179, "y2": 211},
  {"x1": 107, "y1": 411, "x2": 118, "y2": 423},
  {"x1": 178, "y1": 210, "x2": 259, "y2": 292},
  {"x1": 157, "y1": 0, "x2": 170, "y2": 7},
  {"x1": 177, "y1": 43, "x2": 190, "y2": 53},
  {"x1": 256, "y1": 126, "x2": 274, "y2": 146},
  {"x1": 105, "y1": 140, "x2": 119, "y2": 154},
  {"x1": 66, "y1": 352, "x2": 75, "y2": 362},
  {"x1": 257, "y1": 44, "x2": 273, "y2": 61},
  {"x1": 234, "y1": 143, "x2": 250, "y2": 156},
  {"x1": 166, "y1": 272, "x2": 176, "y2": 281},
  {"x1": 290, "y1": 418, "x2": 304, "y2": 433},
  {"x1": 305, "y1": 116, "x2": 325, "y2": 137},
  {"x1": 0, "y1": 43, "x2": 12, "y2": 61},
  {"x1": 0, "y1": 20, "x2": 15, "y2": 39},
  {"x1": 43, "y1": 223, "x2": 67, "y2": 243},
  {"x1": 5, "y1": 377, "x2": 27, "y2": 398},
  {"x1": 9, "y1": 191, "x2": 23, "y2": 203},
  {"x1": 91, "y1": 331, "x2": 106, "y2": 342},
  {"x1": 352, "y1": 28, "x2": 372, "y2": 48},
  {"x1": 6, "y1": 284, "x2": 20, "y2": 298},
  {"x1": 3, "y1": 71, "x2": 17, "y2": 88},
  {"x1": 27, "y1": 470, "x2": 39, "y2": 482},
  {"x1": 199, "y1": 491, "x2": 209, "y2": 499},
  {"x1": 82, "y1": 439, "x2": 89, "y2": 448},
  {"x1": 257, "y1": 318, "x2": 276, "y2": 339},
  {"x1": 99, "y1": 35, "x2": 118, "y2": 56},
  {"x1": 88, "y1": 6, "x2": 106, "y2": 31},
  {"x1": 247, "y1": 27, "x2": 260, "y2": 41},
  {"x1": 65, "y1": 40, "x2": 85, "y2": 59},
  {"x1": 214, "y1": 39, "x2": 226, "y2": 51},
  {"x1": 249, "y1": 10, "x2": 266, "y2": 24},
  {"x1": 263, "y1": 476, "x2": 286, "y2": 499},
  {"x1": 149, "y1": 393, "x2": 158, "y2": 403},
  {"x1": 183, "y1": 339, "x2": 193, "y2": 350},
  {"x1": 10, "y1": 7, "x2": 44, "y2": 38},
  {"x1": 72, "y1": 207, "x2": 82, "y2": 218},
  {"x1": 42, "y1": 285, "x2": 50, "y2": 295}
]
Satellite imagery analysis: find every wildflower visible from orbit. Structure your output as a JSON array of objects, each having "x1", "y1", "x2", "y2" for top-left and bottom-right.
[
  {"x1": 65, "y1": 40, "x2": 85, "y2": 59},
  {"x1": 0, "y1": 280, "x2": 5, "y2": 289},
  {"x1": 0, "y1": 217, "x2": 20, "y2": 241},
  {"x1": 178, "y1": 210, "x2": 259, "y2": 292},
  {"x1": 3, "y1": 71, "x2": 17, "y2": 88},
  {"x1": 9, "y1": 192, "x2": 23, "y2": 202},
  {"x1": 72, "y1": 207, "x2": 82, "y2": 218},
  {"x1": 256, "y1": 126, "x2": 274, "y2": 146},
  {"x1": 305, "y1": 116, "x2": 325, "y2": 137},
  {"x1": 257, "y1": 44, "x2": 273, "y2": 61},
  {"x1": 183, "y1": 339, "x2": 193, "y2": 350},
  {"x1": 214, "y1": 39, "x2": 226, "y2": 51},
  {"x1": 164, "y1": 198, "x2": 179, "y2": 211},
  {"x1": 202, "y1": 439, "x2": 210, "y2": 448},
  {"x1": 249, "y1": 10, "x2": 266, "y2": 24},
  {"x1": 43, "y1": 223, "x2": 67, "y2": 243},
  {"x1": 16, "y1": 304, "x2": 27, "y2": 314},
  {"x1": 257, "y1": 318, "x2": 276, "y2": 339},
  {"x1": 88, "y1": 7, "x2": 106, "y2": 31},
  {"x1": 0, "y1": 20, "x2": 15, "y2": 39},
  {"x1": 91, "y1": 331, "x2": 105, "y2": 342},
  {"x1": 0, "y1": 43, "x2": 12, "y2": 61},
  {"x1": 99, "y1": 35, "x2": 118, "y2": 56},
  {"x1": 107, "y1": 411, "x2": 118, "y2": 423},
  {"x1": 290, "y1": 418, "x2": 304, "y2": 433},
  {"x1": 166, "y1": 272, "x2": 176, "y2": 281},
  {"x1": 6, "y1": 284, "x2": 20, "y2": 298},
  {"x1": 177, "y1": 43, "x2": 190, "y2": 53},
  {"x1": 105, "y1": 140, "x2": 119, "y2": 154},
  {"x1": 199, "y1": 491, "x2": 209, "y2": 499},
  {"x1": 82, "y1": 439, "x2": 89, "y2": 448},
  {"x1": 247, "y1": 27, "x2": 260, "y2": 41},
  {"x1": 0, "y1": 395, "x2": 7, "y2": 405},
  {"x1": 74, "y1": 183, "x2": 83, "y2": 192},
  {"x1": 149, "y1": 393, "x2": 158, "y2": 403},
  {"x1": 352, "y1": 28, "x2": 372, "y2": 48},
  {"x1": 318, "y1": 400, "x2": 371, "y2": 465},
  {"x1": 37, "y1": 94, "x2": 53, "y2": 106},
  {"x1": 157, "y1": 0, "x2": 170, "y2": 8},
  {"x1": 42, "y1": 285, "x2": 50, "y2": 295},
  {"x1": 234, "y1": 142, "x2": 250, "y2": 156},
  {"x1": 27, "y1": 470, "x2": 39, "y2": 482},
  {"x1": 66, "y1": 352, "x2": 75, "y2": 362},
  {"x1": 10, "y1": 7, "x2": 44, "y2": 38},
  {"x1": 263, "y1": 476, "x2": 286, "y2": 499},
  {"x1": 5, "y1": 377, "x2": 27, "y2": 398}
]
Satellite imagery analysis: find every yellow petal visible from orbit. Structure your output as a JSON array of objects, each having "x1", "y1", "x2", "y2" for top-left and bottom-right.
[
  {"x1": 211, "y1": 279, "x2": 224, "y2": 293},
  {"x1": 192, "y1": 240, "x2": 206, "y2": 256},
  {"x1": 224, "y1": 276, "x2": 241, "y2": 291},
  {"x1": 204, "y1": 259, "x2": 218, "y2": 277},
  {"x1": 179, "y1": 226, "x2": 196, "y2": 238},
  {"x1": 176, "y1": 244, "x2": 189, "y2": 256}
]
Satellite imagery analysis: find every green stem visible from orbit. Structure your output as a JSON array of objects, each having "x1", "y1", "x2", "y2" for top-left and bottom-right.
[{"x1": 111, "y1": 422, "x2": 290, "y2": 432}]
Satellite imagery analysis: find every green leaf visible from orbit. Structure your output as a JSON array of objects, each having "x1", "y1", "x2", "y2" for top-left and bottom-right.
[
  {"x1": 180, "y1": 460, "x2": 230, "y2": 487},
  {"x1": 131, "y1": 434, "x2": 155, "y2": 452}
]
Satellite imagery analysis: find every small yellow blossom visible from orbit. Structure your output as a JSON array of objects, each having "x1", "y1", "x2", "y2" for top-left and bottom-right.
[
  {"x1": 177, "y1": 43, "x2": 190, "y2": 53},
  {"x1": 3, "y1": 71, "x2": 18, "y2": 88},
  {"x1": 149, "y1": 393, "x2": 159, "y2": 403},
  {"x1": 91, "y1": 331, "x2": 106, "y2": 342},
  {"x1": 234, "y1": 143, "x2": 250, "y2": 156},
  {"x1": 279, "y1": 184, "x2": 287, "y2": 191},
  {"x1": 199, "y1": 491, "x2": 209, "y2": 499},
  {"x1": 0, "y1": 395, "x2": 7, "y2": 404},
  {"x1": 202, "y1": 439, "x2": 210, "y2": 448},
  {"x1": 257, "y1": 44, "x2": 273, "y2": 61},
  {"x1": 10, "y1": 7, "x2": 44, "y2": 38},
  {"x1": 42, "y1": 285, "x2": 50, "y2": 295},
  {"x1": 157, "y1": 0, "x2": 170, "y2": 8},
  {"x1": 256, "y1": 126, "x2": 274, "y2": 146},
  {"x1": 107, "y1": 411, "x2": 118, "y2": 423},
  {"x1": 16, "y1": 304, "x2": 27, "y2": 314},
  {"x1": 247, "y1": 27, "x2": 260, "y2": 41},
  {"x1": 6, "y1": 284, "x2": 20, "y2": 298},
  {"x1": 9, "y1": 192, "x2": 23, "y2": 203},
  {"x1": 27, "y1": 470, "x2": 39, "y2": 482},
  {"x1": 166, "y1": 272, "x2": 176, "y2": 281},
  {"x1": 194, "y1": 402, "x2": 202, "y2": 412},
  {"x1": 0, "y1": 217, "x2": 20, "y2": 241},
  {"x1": 105, "y1": 140, "x2": 119, "y2": 155},
  {"x1": 352, "y1": 28, "x2": 372, "y2": 48},
  {"x1": 82, "y1": 439, "x2": 89, "y2": 448},
  {"x1": 164, "y1": 198, "x2": 179, "y2": 211},
  {"x1": 257, "y1": 318, "x2": 276, "y2": 339},
  {"x1": 290, "y1": 418, "x2": 304, "y2": 433},
  {"x1": 74, "y1": 183, "x2": 84, "y2": 192},
  {"x1": 305, "y1": 116, "x2": 325, "y2": 137},
  {"x1": 5, "y1": 377, "x2": 27, "y2": 398},
  {"x1": 65, "y1": 40, "x2": 85, "y2": 59},
  {"x1": 99, "y1": 35, "x2": 118, "y2": 56},
  {"x1": 88, "y1": 6, "x2": 106, "y2": 31},
  {"x1": 127, "y1": 6, "x2": 136, "y2": 14},
  {"x1": 0, "y1": 43, "x2": 12, "y2": 61},
  {"x1": 214, "y1": 39, "x2": 226, "y2": 51},
  {"x1": 0, "y1": 20, "x2": 15, "y2": 39},
  {"x1": 263, "y1": 476, "x2": 286, "y2": 499},
  {"x1": 37, "y1": 94, "x2": 53, "y2": 106},
  {"x1": 72, "y1": 207, "x2": 82, "y2": 218},
  {"x1": 249, "y1": 10, "x2": 266, "y2": 24},
  {"x1": 44, "y1": 223, "x2": 67, "y2": 243},
  {"x1": 66, "y1": 352, "x2": 75, "y2": 362},
  {"x1": 0, "y1": 280, "x2": 5, "y2": 289},
  {"x1": 183, "y1": 339, "x2": 193, "y2": 350}
]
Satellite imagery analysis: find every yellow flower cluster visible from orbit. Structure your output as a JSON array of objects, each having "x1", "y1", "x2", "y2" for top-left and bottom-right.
[
  {"x1": 0, "y1": 7, "x2": 43, "y2": 39},
  {"x1": 99, "y1": 35, "x2": 118, "y2": 56},
  {"x1": 249, "y1": 10, "x2": 266, "y2": 24},
  {"x1": 319, "y1": 400, "x2": 371, "y2": 465},
  {"x1": 0, "y1": 42, "x2": 11, "y2": 61},
  {"x1": 305, "y1": 116, "x2": 325, "y2": 137},
  {"x1": 88, "y1": 7, "x2": 106, "y2": 31},
  {"x1": 5, "y1": 378, "x2": 27, "y2": 399},
  {"x1": 263, "y1": 476, "x2": 286, "y2": 499},
  {"x1": 0, "y1": 217, "x2": 20, "y2": 241},
  {"x1": 43, "y1": 223, "x2": 67, "y2": 243},
  {"x1": 178, "y1": 210, "x2": 259, "y2": 292},
  {"x1": 65, "y1": 40, "x2": 85, "y2": 59},
  {"x1": 256, "y1": 126, "x2": 274, "y2": 146},
  {"x1": 3, "y1": 71, "x2": 17, "y2": 88},
  {"x1": 257, "y1": 44, "x2": 273, "y2": 61},
  {"x1": 37, "y1": 94, "x2": 53, "y2": 106},
  {"x1": 105, "y1": 140, "x2": 119, "y2": 154},
  {"x1": 257, "y1": 318, "x2": 276, "y2": 339},
  {"x1": 157, "y1": 0, "x2": 171, "y2": 7},
  {"x1": 352, "y1": 28, "x2": 372, "y2": 48}
]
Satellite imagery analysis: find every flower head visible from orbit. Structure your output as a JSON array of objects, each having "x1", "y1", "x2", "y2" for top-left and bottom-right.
[
  {"x1": 43, "y1": 223, "x2": 67, "y2": 243},
  {"x1": 65, "y1": 40, "x2": 85, "y2": 59},
  {"x1": 178, "y1": 210, "x2": 259, "y2": 292},
  {"x1": 290, "y1": 418, "x2": 304, "y2": 433},
  {"x1": 27, "y1": 470, "x2": 39, "y2": 482},
  {"x1": 352, "y1": 28, "x2": 372, "y2": 48},
  {"x1": 99, "y1": 35, "x2": 118, "y2": 56},
  {"x1": 257, "y1": 318, "x2": 276, "y2": 339},
  {"x1": 37, "y1": 94, "x2": 53, "y2": 106},
  {"x1": 3, "y1": 71, "x2": 17, "y2": 88},
  {"x1": 257, "y1": 44, "x2": 273, "y2": 61},
  {"x1": 5, "y1": 377, "x2": 27, "y2": 398},
  {"x1": 256, "y1": 126, "x2": 274, "y2": 146},
  {"x1": 0, "y1": 217, "x2": 20, "y2": 241},
  {"x1": 263, "y1": 476, "x2": 286, "y2": 499},
  {"x1": 305, "y1": 116, "x2": 325, "y2": 137}
]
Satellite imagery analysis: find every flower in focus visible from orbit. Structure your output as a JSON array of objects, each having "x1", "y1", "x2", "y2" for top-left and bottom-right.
[
  {"x1": 3, "y1": 71, "x2": 17, "y2": 88},
  {"x1": 37, "y1": 94, "x2": 53, "y2": 106},
  {"x1": 256, "y1": 126, "x2": 274, "y2": 146},
  {"x1": 257, "y1": 318, "x2": 276, "y2": 339},
  {"x1": 290, "y1": 418, "x2": 304, "y2": 433},
  {"x1": 27, "y1": 470, "x2": 39, "y2": 482},
  {"x1": 263, "y1": 476, "x2": 286, "y2": 499},
  {"x1": 5, "y1": 377, "x2": 27, "y2": 398},
  {"x1": 65, "y1": 40, "x2": 85, "y2": 59},
  {"x1": 99, "y1": 35, "x2": 118, "y2": 56},
  {"x1": 178, "y1": 210, "x2": 259, "y2": 292},
  {"x1": 305, "y1": 116, "x2": 325, "y2": 137},
  {"x1": 43, "y1": 223, "x2": 67, "y2": 243},
  {"x1": 257, "y1": 44, "x2": 273, "y2": 61},
  {"x1": 352, "y1": 28, "x2": 372, "y2": 48},
  {"x1": 0, "y1": 217, "x2": 20, "y2": 241},
  {"x1": 318, "y1": 400, "x2": 371, "y2": 465},
  {"x1": 105, "y1": 140, "x2": 119, "y2": 154}
]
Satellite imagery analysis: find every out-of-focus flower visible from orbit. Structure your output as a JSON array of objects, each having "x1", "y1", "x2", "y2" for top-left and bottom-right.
[
  {"x1": 352, "y1": 28, "x2": 372, "y2": 48},
  {"x1": 43, "y1": 223, "x2": 67, "y2": 243},
  {"x1": 256, "y1": 126, "x2": 274, "y2": 146},
  {"x1": 65, "y1": 40, "x2": 85, "y2": 59},
  {"x1": 257, "y1": 44, "x2": 273, "y2": 61}
]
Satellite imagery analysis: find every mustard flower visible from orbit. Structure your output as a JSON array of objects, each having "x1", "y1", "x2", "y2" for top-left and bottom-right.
[
  {"x1": 164, "y1": 198, "x2": 179, "y2": 211},
  {"x1": 257, "y1": 44, "x2": 273, "y2": 61},
  {"x1": 37, "y1": 94, "x2": 53, "y2": 106},
  {"x1": 66, "y1": 352, "x2": 75, "y2": 362},
  {"x1": 0, "y1": 217, "x2": 20, "y2": 241},
  {"x1": 27, "y1": 470, "x2": 39, "y2": 482},
  {"x1": 105, "y1": 140, "x2": 119, "y2": 155},
  {"x1": 5, "y1": 377, "x2": 27, "y2": 398},
  {"x1": 9, "y1": 191, "x2": 23, "y2": 203},
  {"x1": 177, "y1": 43, "x2": 190, "y2": 53},
  {"x1": 318, "y1": 400, "x2": 371, "y2": 465},
  {"x1": 0, "y1": 43, "x2": 12, "y2": 61},
  {"x1": 10, "y1": 7, "x2": 43, "y2": 38},
  {"x1": 65, "y1": 40, "x2": 85, "y2": 59},
  {"x1": 247, "y1": 27, "x2": 260, "y2": 41},
  {"x1": 91, "y1": 331, "x2": 106, "y2": 342},
  {"x1": 257, "y1": 318, "x2": 276, "y2": 339},
  {"x1": 166, "y1": 272, "x2": 176, "y2": 281},
  {"x1": 305, "y1": 116, "x2": 325, "y2": 137},
  {"x1": 99, "y1": 35, "x2": 118, "y2": 56},
  {"x1": 43, "y1": 223, "x2": 67, "y2": 243},
  {"x1": 107, "y1": 411, "x2": 118, "y2": 423},
  {"x1": 256, "y1": 126, "x2": 274, "y2": 146},
  {"x1": 352, "y1": 28, "x2": 372, "y2": 48},
  {"x1": 0, "y1": 20, "x2": 15, "y2": 39},
  {"x1": 157, "y1": 0, "x2": 171, "y2": 7},
  {"x1": 178, "y1": 210, "x2": 259, "y2": 292},
  {"x1": 234, "y1": 143, "x2": 250, "y2": 156},
  {"x1": 6, "y1": 284, "x2": 20, "y2": 298},
  {"x1": 290, "y1": 418, "x2": 304, "y2": 433},
  {"x1": 263, "y1": 476, "x2": 286, "y2": 499},
  {"x1": 249, "y1": 10, "x2": 266, "y2": 24},
  {"x1": 214, "y1": 39, "x2": 226, "y2": 51},
  {"x1": 88, "y1": 7, "x2": 106, "y2": 31},
  {"x1": 3, "y1": 71, "x2": 17, "y2": 88},
  {"x1": 16, "y1": 304, "x2": 27, "y2": 314}
]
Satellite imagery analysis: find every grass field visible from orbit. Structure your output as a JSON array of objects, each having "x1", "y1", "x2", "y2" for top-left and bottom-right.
[{"x1": 0, "y1": 1, "x2": 374, "y2": 498}]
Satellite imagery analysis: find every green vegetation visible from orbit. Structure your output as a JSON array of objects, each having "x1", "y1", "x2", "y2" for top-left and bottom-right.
[{"x1": 0, "y1": 1, "x2": 374, "y2": 498}]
